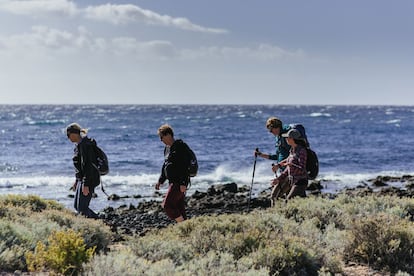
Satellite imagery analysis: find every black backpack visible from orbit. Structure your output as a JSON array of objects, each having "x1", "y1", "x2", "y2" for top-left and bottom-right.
[
  {"x1": 187, "y1": 146, "x2": 198, "y2": 177},
  {"x1": 306, "y1": 148, "x2": 319, "y2": 180},
  {"x1": 93, "y1": 144, "x2": 109, "y2": 176},
  {"x1": 290, "y1": 124, "x2": 319, "y2": 180}
]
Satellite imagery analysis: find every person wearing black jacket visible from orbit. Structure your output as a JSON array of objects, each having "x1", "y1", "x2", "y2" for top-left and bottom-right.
[
  {"x1": 155, "y1": 124, "x2": 190, "y2": 223},
  {"x1": 66, "y1": 123, "x2": 99, "y2": 219}
]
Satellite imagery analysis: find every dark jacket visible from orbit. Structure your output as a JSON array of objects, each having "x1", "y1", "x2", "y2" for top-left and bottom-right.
[
  {"x1": 73, "y1": 137, "x2": 100, "y2": 188},
  {"x1": 158, "y1": 139, "x2": 190, "y2": 186}
]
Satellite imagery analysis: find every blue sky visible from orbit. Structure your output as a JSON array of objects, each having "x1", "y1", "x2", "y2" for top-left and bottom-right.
[{"x1": 0, "y1": 0, "x2": 413, "y2": 105}]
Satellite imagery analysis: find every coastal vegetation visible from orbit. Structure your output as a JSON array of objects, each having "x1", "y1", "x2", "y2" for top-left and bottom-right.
[{"x1": 1, "y1": 193, "x2": 414, "y2": 275}]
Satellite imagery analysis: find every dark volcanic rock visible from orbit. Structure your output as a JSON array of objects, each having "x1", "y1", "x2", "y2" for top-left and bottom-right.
[
  {"x1": 100, "y1": 183, "x2": 270, "y2": 239},
  {"x1": 100, "y1": 176, "x2": 414, "y2": 239}
]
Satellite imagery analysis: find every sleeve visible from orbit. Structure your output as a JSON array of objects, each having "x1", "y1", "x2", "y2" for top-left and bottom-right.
[
  {"x1": 164, "y1": 143, "x2": 189, "y2": 184},
  {"x1": 297, "y1": 147, "x2": 307, "y2": 171},
  {"x1": 158, "y1": 151, "x2": 167, "y2": 184},
  {"x1": 268, "y1": 154, "x2": 278, "y2": 160},
  {"x1": 80, "y1": 143, "x2": 100, "y2": 187}
]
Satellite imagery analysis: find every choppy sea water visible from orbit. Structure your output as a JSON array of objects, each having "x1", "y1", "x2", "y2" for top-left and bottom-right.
[{"x1": 1, "y1": 105, "x2": 413, "y2": 211}]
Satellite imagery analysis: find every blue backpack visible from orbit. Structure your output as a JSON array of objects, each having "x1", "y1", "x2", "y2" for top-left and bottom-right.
[{"x1": 289, "y1": 124, "x2": 319, "y2": 180}]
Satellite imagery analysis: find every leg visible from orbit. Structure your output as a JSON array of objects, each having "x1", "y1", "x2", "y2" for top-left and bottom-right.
[
  {"x1": 76, "y1": 183, "x2": 98, "y2": 219},
  {"x1": 270, "y1": 184, "x2": 282, "y2": 207},
  {"x1": 287, "y1": 179, "x2": 308, "y2": 200},
  {"x1": 270, "y1": 178, "x2": 291, "y2": 206},
  {"x1": 163, "y1": 183, "x2": 186, "y2": 222}
]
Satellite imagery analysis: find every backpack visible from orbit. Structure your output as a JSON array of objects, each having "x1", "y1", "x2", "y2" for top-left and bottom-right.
[
  {"x1": 187, "y1": 147, "x2": 198, "y2": 177},
  {"x1": 93, "y1": 144, "x2": 109, "y2": 176},
  {"x1": 183, "y1": 143, "x2": 198, "y2": 177},
  {"x1": 306, "y1": 148, "x2": 319, "y2": 180},
  {"x1": 289, "y1": 124, "x2": 319, "y2": 180}
]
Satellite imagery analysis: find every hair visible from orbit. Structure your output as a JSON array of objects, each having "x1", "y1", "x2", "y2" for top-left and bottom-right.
[
  {"x1": 157, "y1": 124, "x2": 174, "y2": 138},
  {"x1": 266, "y1": 117, "x2": 282, "y2": 129},
  {"x1": 295, "y1": 139, "x2": 307, "y2": 147},
  {"x1": 66, "y1": 123, "x2": 88, "y2": 137}
]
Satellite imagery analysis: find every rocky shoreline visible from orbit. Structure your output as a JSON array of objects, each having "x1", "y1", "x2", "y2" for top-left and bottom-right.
[{"x1": 100, "y1": 175, "x2": 414, "y2": 240}]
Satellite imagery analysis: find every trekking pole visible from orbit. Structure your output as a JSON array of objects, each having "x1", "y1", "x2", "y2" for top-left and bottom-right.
[
  {"x1": 100, "y1": 175, "x2": 110, "y2": 198},
  {"x1": 248, "y1": 148, "x2": 259, "y2": 211}
]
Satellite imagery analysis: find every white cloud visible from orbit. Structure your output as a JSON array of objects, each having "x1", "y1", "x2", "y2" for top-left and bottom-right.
[
  {"x1": 0, "y1": 0, "x2": 77, "y2": 17},
  {"x1": 0, "y1": 26, "x2": 300, "y2": 62},
  {"x1": 0, "y1": 0, "x2": 227, "y2": 33},
  {"x1": 83, "y1": 3, "x2": 228, "y2": 34}
]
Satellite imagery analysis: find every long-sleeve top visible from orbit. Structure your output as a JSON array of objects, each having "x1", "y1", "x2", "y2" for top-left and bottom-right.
[
  {"x1": 277, "y1": 145, "x2": 308, "y2": 185},
  {"x1": 268, "y1": 125, "x2": 291, "y2": 164},
  {"x1": 158, "y1": 139, "x2": 190, "y2": 186},
  {"x1": 73, "y1": 137, "x2": 100, "y2": 188}
]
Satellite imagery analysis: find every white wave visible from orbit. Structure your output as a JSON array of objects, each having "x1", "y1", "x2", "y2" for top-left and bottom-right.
[
  {"x1": 386, "y1": 119, "x2": 401, "y2": 124},
  {"x1": 309, "y1": 112, "x2": 331, "y2": 117}
]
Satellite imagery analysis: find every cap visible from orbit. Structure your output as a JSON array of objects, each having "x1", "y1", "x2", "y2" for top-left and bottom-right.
[{"x1": 282, "y1": 129, "x2": 302, "y2": 139}]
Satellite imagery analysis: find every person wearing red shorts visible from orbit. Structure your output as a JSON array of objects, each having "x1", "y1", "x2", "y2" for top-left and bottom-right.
[{"x1": 155, "y1": 124, "x2": 190, "y2": 223}]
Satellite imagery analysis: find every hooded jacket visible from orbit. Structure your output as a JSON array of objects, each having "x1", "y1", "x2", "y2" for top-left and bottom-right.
[
  {"x1": 158, "y1": 139, "x2": 190, "y2": 186},
  {"x1": 73, "y1": 137, "x2": 100, "y2": 188}
]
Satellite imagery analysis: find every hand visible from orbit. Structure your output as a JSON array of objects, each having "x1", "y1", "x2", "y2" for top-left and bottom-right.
[
  {"x1": 180, "y1": 185, "x2": 187, "y2": 193},
  {"x1": 82, "y1": 186, "x2": 90, "y2": 196},
  {"x1": 271, "y1": 178, "x2": 279, "y2": 186},
  {"x1": 155, "y1": 182, "x2": 161, "y2": 190},
  {"x1": 271, "y1": 163, "x2": 279, "y2": 173},
  {"x1": 254, "y1": 150, "x2": 261, "y2": 157}
]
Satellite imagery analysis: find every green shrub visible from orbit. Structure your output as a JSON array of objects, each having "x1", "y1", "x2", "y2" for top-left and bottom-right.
[
  {"x1": 84, "y1": 248, "x2": 269, "y2": 275},
  {"x1": 26, "y1": 229, "x2": 95, "y2": 275},
  {"x1": 0, "y1": 194, "x2": 63, "y2": 212},
  {"x1": 0, "y1": 220, "x2": 34, "y2": 271},
  {"x1": 345, "y1": 212, "x2": 414, "y2": 274},
  {"x1": 0, "y1": 195, "x2": 112, "y2": 272},
  {"x1": 129, "y1": 232, "x2": 194, "y2": 265},
  {"x1": 84, "y1": 248, "x2": 176, "y2": 276},
  {"x1": 43, "y1": 210, "x2": 112, "y2": 252}
]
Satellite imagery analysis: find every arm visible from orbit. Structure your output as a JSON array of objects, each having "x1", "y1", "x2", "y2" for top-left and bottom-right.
[
  {"x1": 164, "y1": 142, "x2": 189, "y2": 185},
  {"x1": 156, "y1": 162, "x2": 167, "y2": 190},
  {"x1": 80, "y1": 143, "x2": 99, "y2": 189},
  {"x1": 255, "y1": 150, "x2": 278, "y2": 160}
]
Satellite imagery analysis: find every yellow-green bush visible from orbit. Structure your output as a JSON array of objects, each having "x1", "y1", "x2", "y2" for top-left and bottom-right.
[
  {"x1": 26, "y1": 229, "x2": 95, "y2": 275},
  {"x1": 84, "y1": 248, "x2": 270, "y2": 275},
  {"x1": 0, "y1": 194, "x2": 112, "y2": 272},
  {"x1": 345, "y1": 212, "x2": 414, "y2": 274},
  {"x1": 0, "y1": 220, "x2": 36, "y2": 270},
  {"x1": 124, "y1": 212, "x2": 337, "y2": 274},
  {"x1": 0, "y1": 194, "x2": 63, "y2": 212}
]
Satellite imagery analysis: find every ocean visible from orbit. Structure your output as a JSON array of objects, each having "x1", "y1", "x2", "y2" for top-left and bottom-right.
[{"x1": 1, "y1": 105, "x2": 413, "y2": 211}]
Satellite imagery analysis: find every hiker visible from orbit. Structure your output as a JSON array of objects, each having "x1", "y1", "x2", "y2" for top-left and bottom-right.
[
  {"x1": 66, "y1": 123, "x2": 99, "y2": 219},
  {"x1": 155, "y1": 124, "x2": 190, "y2": 223},
  {"x1": 255, "y1": 117, "x2": 291, "y2": 205},
  {"x1": 271, "y1": 129, "x2": 308, "y2": 199}
]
